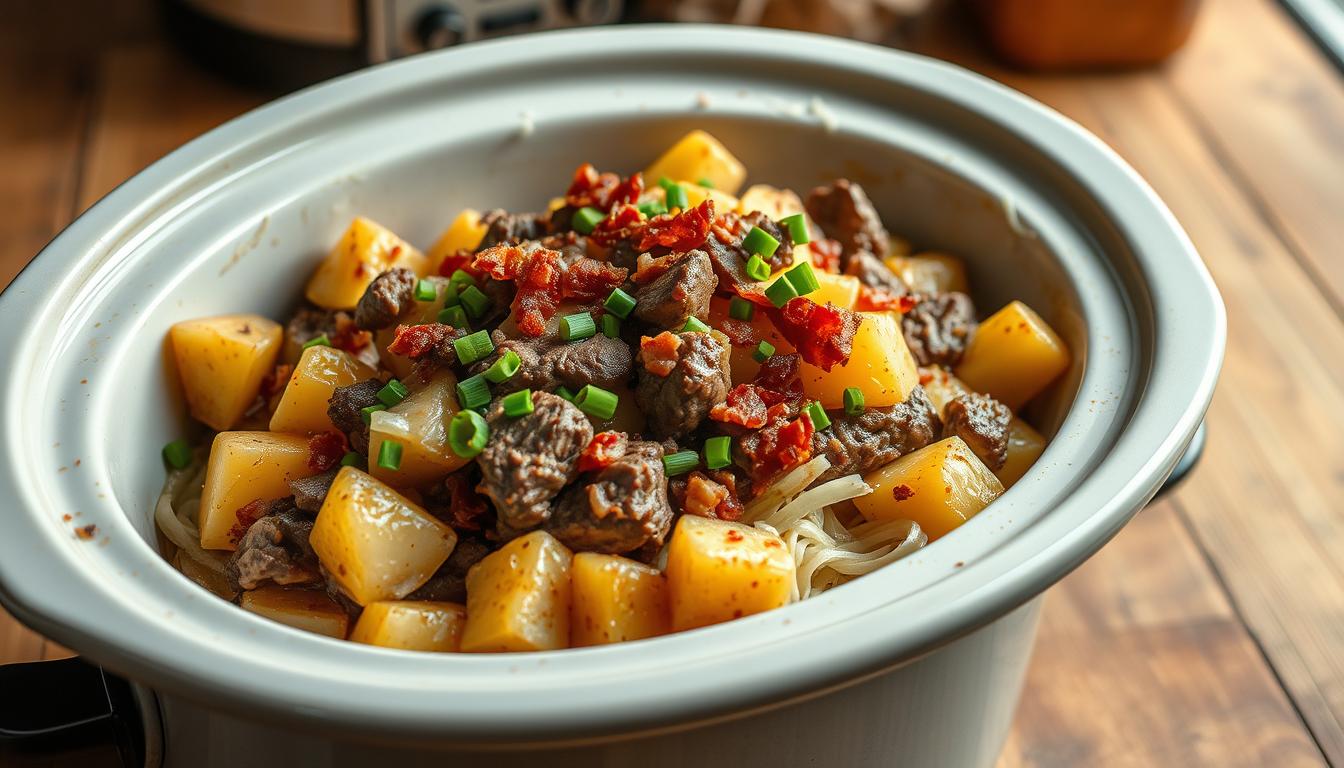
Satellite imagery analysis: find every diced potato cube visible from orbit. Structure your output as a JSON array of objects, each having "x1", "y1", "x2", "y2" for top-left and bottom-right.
[
  {"x1": 997, "y1": 418, "x2": 1046, "y2": 489},
  {"x1": 738, "y1": 184, "x2": 805, "y2": 220},
  {"x1": 807, "y1": 271, "x2": 860, "y2": 311},
  {"x1": 956, "y1": 300, "x2": 1070, "y2": 410},
  {"x1": 169, "y1": 314, "x2": 282, "y2": 431},
  {"x1": 855, "y1": 436, "x2": 1005, "y2": 541},
  {"x1": 368, "y1": 368, "x2": 471, "y2": 488},
  {"x1": 310, "y1": 467, "x2": 458, "y2": 605},
  {"x1": 305, "y1": 217, "x2": 430, "y2": 310},
  {"x1": 461, "y1": 531, "x2": 573, "y2": 653},
  {"x1": 919, "y1": 366, "x2": 971, "y2": 414},
  {"x1": 800, "y1": 311, "x2": 919, "y2": 410},
  {"x1": 884, "y1": 252, "x2": 968, "y2": 294},
  {"x1": 570, "y1": 553, "x2": 669, "y2": 647},
  {"x1": 269, "y1": 346, "x2": 377, "y2": 434},
  {"x1": 665, "y1": 515, "x2": 794, "y2": 632},
  {"x1": 645, "y1": 130, "x2": 747, "y2": 196},
  {"x1": 349, "y1": 600, "x2": 467, "y2": 652},
  {"x1": 678, "y1": 180, "x2": 741, "y2": 213},
  {"x1": 240, "y1": 586, "x2": 350, "y2": 639},
  {"x1": 426, "y1": 209, "x2": 488, "y2": 267},
  {"x1": 199, "y1": 431, "x2": 315, "y2": 550}
]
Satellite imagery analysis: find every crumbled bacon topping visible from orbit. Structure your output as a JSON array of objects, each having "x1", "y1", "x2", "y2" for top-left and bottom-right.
[
  {"x1": 639, "y1": 332, "x2": 682, "y2": 377},
  {"x1": 228, "y1": 499, "x2": 268, "y2": 546},
  {"x1": 307, "y1": 431, "x2": 348, "y2": 473},
  {"x1": 562, "y1": 257, "x2": 628, "y2": 303},
  {"x1": 682, "y1": 473, "x2": 730, "y2": 517},
  {"x1": 809, "y1": 239, "x2": 843, "y2": 274},
  {"x1": 437, "y1": 248, "x2": 480, "y2": 279},
  {"x1": 711, "y1": 384, "x2": 789, "y2": 429},
  {"x1": 766, "y1": 299, "x2": 861, "y2": 372},
  {"x1": 565, "y1": 164, "x2": 643, "y2": 212},
  {"x1": 636, "y1": 199, "x2": 715, "y2": 252},
  {"x1": 856, "y1": 287, "x2": 918, "y2": 313},
  {"x1": 578, "y1": 431, "x2": 628, "y2": 473},
  {"x1": 738, "y1": 405, "x2": 815, "y2": 482},
  {"x1": 260, "y1": 363, "x2": 293, "y2": 399},
  {"x1": 473, "y1": 244, "x2": 627, "y2": 336},
  {"x1": 388, "y1": 323, "x2": 457, "y2": 358},
  {"x1": 330, "y1": 311, "x2": 372, "y2": 354},
  {"x1": 589, "y1": 204, "x2": 645, "y2": 247}
]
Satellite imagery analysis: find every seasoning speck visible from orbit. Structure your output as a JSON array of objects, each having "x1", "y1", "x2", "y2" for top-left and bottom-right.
[{"x1": 75, "y1": 524, "x2": 97, "y2": 540}]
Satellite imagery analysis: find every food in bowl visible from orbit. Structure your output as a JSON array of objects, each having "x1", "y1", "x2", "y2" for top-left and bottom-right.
[{"x1": 154, "y1": 129, "x2": 1070, "y2": 651}]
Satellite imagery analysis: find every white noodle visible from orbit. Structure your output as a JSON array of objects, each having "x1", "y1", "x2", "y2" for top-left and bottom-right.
[{"x1": 153, "y1": 448, "x2": 229, "y2": 583}]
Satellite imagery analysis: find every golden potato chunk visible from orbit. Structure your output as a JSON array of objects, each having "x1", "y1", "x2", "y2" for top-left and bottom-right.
[
  {"x1": 665, "y1": 515, "x2": 794, "y2": 632},
  {"x1": 460, "y1": 531, "x2": 573, "y2": 653},
  {"x1": 310, "y1": 467, "x2": 458, "y2": 606},
  {"x1": 884, "y1": 252, "x2": 969, "y2": 294},
  {"x1": 738, "y1": 184, "x2": 806, "y2": 220},
  {"x1": 855, "y1": 436, "x2": 1005, "y2": 541},
  {"x1": 269, "y1": 345, "x2": 376, "y2": 434},
  {"x1": 570, "y1": 553, "x2": 670, "y2": 647},
  {"x1": 240, "y1": 586, "x2": 350, "y2": 639},
  {"x1": 426, "y1": 209, "x2": 488, "y2": 266},
  {"x1": 677, "y1": 180, "x2": 740, "y2": 213},
  {"x1": 919, "y1": 366, "x2": 971, "y2": 414},
  {"x1": 645, "y1": 130, "x2": 747, "y2": 196},
  {"x1": 349, "y1": 601, "x2": 467, "y2": 652},
  {"x1": 997, "y1": 418, "x2": 1047, "y2": 489},
  {"x1": 799, "y1": 311, "x2": 919, "y2": 410},
  {"x1": 199, "y1": 431, "x2": 315, "y2": 550},
  {"x1": 305, "y1": 217, "x2": 430, "y2": 310},
  {"x1": 956, "y1": 300, "x2": 1070, "y2": 410},
  {"x1": 368, "y1": 368, "x2": 471, "y2": 488},
  {"x1": 169, "y1": 314, "x2": 282, "y2": 431}
]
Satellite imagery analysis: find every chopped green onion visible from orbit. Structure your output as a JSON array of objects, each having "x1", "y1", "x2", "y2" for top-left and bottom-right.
[
  {"x1": 377, "y1": 440, "x2": 403, "y2": 471},
  {"x1": 682, "y1": 316, "x2": 711, "y2": 333},
  {"x1": 448, "y1": 410, "x2": 490, "y2": 458},
  {"x1": 302, "y1": 334, "x2": 331, "y2": 350},
  {"x1": 603, "y1": 287, "x2": 637, "y2": 319},
  {"x1": 482, "y1": 349, "x2": 521, "y2": 383},
  {"x1": 636, "y1": 200, "x2": 667, "y2": 218},
  {"x1": 573, "y1": 384, "x2": 618, "y2": 420},
  {"x1": 696, "y1": 177, "x2": 715, "y2": 189},
  {"x1": 728, "y1": 296, "x2": 755, "y2": 321},
  {"x1": 744, "y1": 253, "x2": 771, "y2": 281},
  {"x1": 753, "y1": 341, "x2": 775, "y2": 363},
  {"x1": 339, "y1": 451, "x2": 363, "y2": 468},
  {"x1": 437, "y1": 305, "x2": 469, "y2": 329},
  {"x1": 377, "y1": 379, "x2": 408, "y2": 407},
  {"x1": 440, "y1": 280, "x2": 461, "y2": 307},
  {"x1": 704, "y1": 436, "x2": 732, "y2": 470},
  {"x1": 742, "y1": 226, "x2": 780, "y2": 258},
  {"x1": 501, "y1": 389, "x2": 534, "y2": 418},
  {"x1": 560, "y1": 312, "x2": 597, "y2": 341},
  {"x1": 459, "y1": 285, "x2": 491, "y2": 320},
  {"x1": 662, "y1": 450, "x2": 699, "y2": 477},
  {"x1": 601, "y1": 313, "x2": 621, "y2": 339},
  {"x1": 361, "y1": 404, "x2": 386, "y2": 425},
  {"x1": 765, "y1": 276, "x2": 799, "y2": 307},
  {"x1": 455, "y1": 374, "x2": 491, "y2": 410},
  {"x1": 572, "y1": 206, "x2": 606, "y2": 235},
  {"x1": 779, "y1": 213, "x2": 810, "y2": 244},
  {"x1": 802, "y1": 401, "x2": 831, "y2": 431},
  {"x1": 555, "y1": 386, "x2": 577, "y2": 402},
  {"x1": 162, "y1": 439, "x2": 192, "y2": 470},
  {"x1": 784, "y1": 261, "x2": 821, "y2": 296},
  {"x1": 453, "y1": 330, "x2": 495, "y2": 365},
  {"x1": 843, "y1": 387, "x2": 865, "y2": 415},
  {"x1": 414, "y1": 279, "x2": 438, "y2": 302},
  {"x1": 449, "y1": 269, "x2": 476, "y2": 290},
  {"x1": 660, "y1": 177, "x2": 689, "y2": 211}
]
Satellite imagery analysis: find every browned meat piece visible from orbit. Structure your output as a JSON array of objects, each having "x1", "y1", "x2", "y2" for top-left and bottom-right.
[
  {"x1": 547, "y1": 440, "x2": 673, "y2": 553},
  {"x1": 353, "y1": 268, "x2": 417, "y2": 330},
  {"x1": 901, "y1": 292, "x2": 977, "y2": 367},
  {"x1": 471, "y1": 331, "x2": 633, "y2": 396},
  {"x1": 635, "y1": 331, "x2": 732, "y2": 439},
  {"x1": 811, "y1": 386, "x2": 942, "y2": 484},
  {"x1": 289, "y1": 469, "x2": 338, "y2": 513},
  {"x1": 476, "y1": 391, "x2": 593, "y2": 536},
  {"x1": 845, "y1": 251, "x2": 908, "y2": 296},
  {"x1": 702, "y1": 211, "x2": 795, "y2": 295},
  {"x1": 805, "y1": 179, "x2": 890, "y2": 262},
  {"x1": 477, "y1": 209, "x2": 550, "y2": 250},
  {"x1": 286, "y1": 306, "x2": 379, "y2": 367},
  {"x1": 943, "y1": 392, "x2": 1012, "y2": 470},
  {"x1": 632, "y1": 249, "x2": 717, "y2": 331},
  {"x1": 405, "y1": 537, "x2": 493, "y2": 603},
  {"x1": 226, "y1": 500, "x2": 319, "y2": 591},
  {"x1": 327, "y1": 379, "x2": 382, "y2": 454}
]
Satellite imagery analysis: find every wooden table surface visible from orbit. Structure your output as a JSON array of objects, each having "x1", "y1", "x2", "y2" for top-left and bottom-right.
[{"x1": 2, "y1": 1, "x2": 1342, "y2": 765}]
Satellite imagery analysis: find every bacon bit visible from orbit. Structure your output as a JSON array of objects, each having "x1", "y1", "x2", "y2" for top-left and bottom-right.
[
  {"x1": 767, "y1": 299, "x2": 860, "y2": 372},
  {"x1": 639, "y1": 332, "x2": 682, "y2": 377},
  {"x1": 754, "y1": 352, "x2": 802, "y2": 395},
  {"x1": 228, "y1": 499, "x2": 269, "y2": 545},
  {"x1": 565, "y1": 164, "x2": 643, "y2": 211},
  {"x1": 437, "y1": 247, "x2": 481, "y2": 279},
  {"x1": 739, "y1": 406, "x2": 815, "y2": 482},
  {"x1": 711, "y1": 384, "x2": 789, "y2": 428},
  {"x1": 307, "y1": 431, "x2": 348, "y2": 473},
  {"x1": 331, "y1": 311, "x2": 373, "y2": 353},
  {"x1": 588, "y1": 203, "x2": 645, "y2": 247},
  {"x1": 718, "y1": 318, "x2": 758, "y2": 347},
  {"x1": 707, "y1": 469, "x2": 747, "y2": 521},
  {"x1": 892, "y1": 484, "x2": 915, "y2": 501},
  {"x1": 260, "y1": 363, "x2": 294, "y2": 399},
  {"x1": 388, "y1": 323, "x2": 456, "y2": 358},
  {"x1": 473, "y1": 244, "x2": 563, "y2": 337},
  {"x1": 562, "y1": 257, "x2": 628, "y2": 302},
  {"x1": 74, "y1": 524, "x2": 98, "y2": 541},
  {"x1": 631, "y1": 251, "x2": 679, "y2": 285},
  {"x1": 578, "y1": 431, "x2": 628, "y2": 473},
  {"x1": 442, "y1": 472, "x2": 490, "y2": 531},
  {"x1": 678, "y1": 471, "x2": 745, "y2": 521},
  {"x1": 810, "y1": 239, "x2": 844, "y2": 274},
  {"x1": 856, "y1": 287, "x2": 917, "y2": 313},
  {"x1": 636, "y1": 200, "x2": 715, "y2": 252}
]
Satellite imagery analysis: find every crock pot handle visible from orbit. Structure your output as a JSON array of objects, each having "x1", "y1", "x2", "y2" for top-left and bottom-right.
[
  {"x1": 1155, "y1": 421, "x2": 1206, "y2": 498},
  {"x1": 0, "y1": 657, "x2": 147, "y2": 767}
]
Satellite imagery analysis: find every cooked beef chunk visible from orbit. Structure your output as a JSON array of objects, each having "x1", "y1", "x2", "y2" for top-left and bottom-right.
[
  {"x1": 845, "y1": 251, "x2": 908, "y2": 295},
  {"x1": 477, "y1": 209, "x2": 549, "y2": 250},
  {"x1": 901, "y1": 292, "x2": 977, "y2": 367},
  {"x1": 472, "y1": 331, "x2": 633, "y2": 396},
  {"x1": 805, "y1": 179, "x2": 890, "y2": 262},
  {"x1": 943, "y1": 392, "x2": 1011, "y2": 470},
  {"x1": 632, "y1": 249, "x2": 717, "y2": 330},
  {"x1": 289, "y1": 469, "x2": 338, "y2": 513},
  {"x1": 635, "y1": 331, "x2": 732, "y2": 439},
  {"x1": 702, "y1": 211, "x2": 795, "y2": 294},
  {"x1": 353, "y1": 268, "x2": 417, "y2": 331},
  {"x1": 742, "y1": 211, "x2": 795, "y2": 270},
  {"x1": 476, "y1": 392, "x2": 593, "y2": 536},
  {"x1": 405, "y1": 537, "x2": 493, "y2": 603},
  {"x1": 811, "y1": 386, "x2": 941, "y2": 484},
  {"x1": 327, "y1": 378, "x2": 382, "y2": 454},
  {"x1": 286, "y1": 306, "x2": 379, "y2": 367},
  {"x1": 226, "y1": 500, "x2": 319, "y2": 591},
  {"x1": 548, "y1": 440, "x2": 673, "y2": 553}
]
